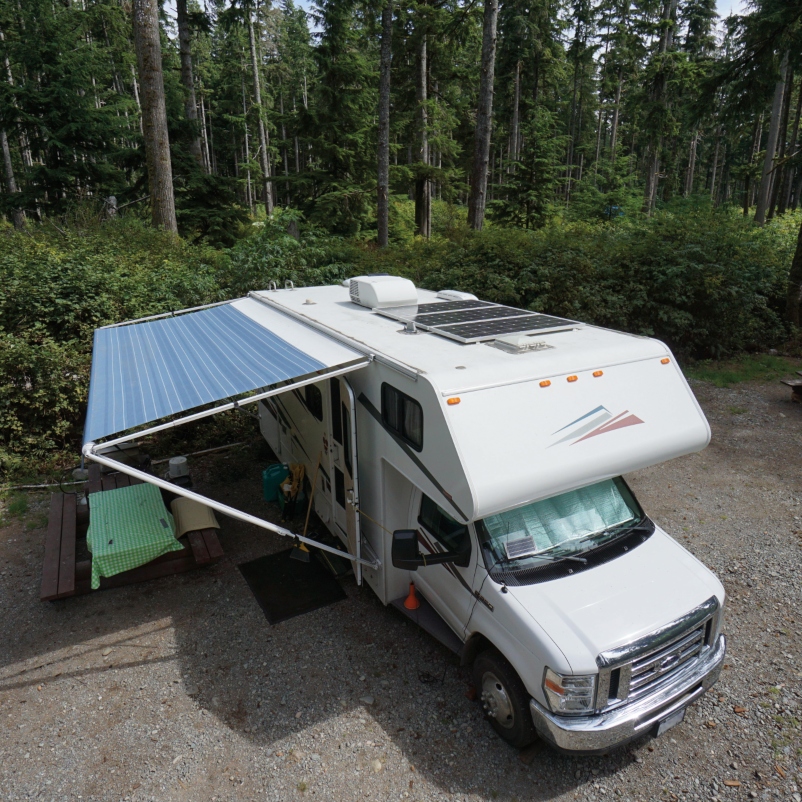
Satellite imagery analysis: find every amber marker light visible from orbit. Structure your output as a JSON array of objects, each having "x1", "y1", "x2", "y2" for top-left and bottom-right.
[
  {"x1": 539, "y1": 380, "x2": 551, "y2": 388},
  {"x1": 567, "y1": 375, "x2": 578, "y2": 382},
  {"x1": 447, "y1": 397, "x2": 461, "y2": 405},
  {"x1": 661, "y1": 357, "x2": 670, "y2": 364},
  {"x1": 593, "y1": 370, "x2": 603, "y2": 377}
]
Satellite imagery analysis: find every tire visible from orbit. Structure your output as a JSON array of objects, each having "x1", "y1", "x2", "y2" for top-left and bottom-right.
[{"x1": 473, "y1": 650, "x2": 537, "y2": 748}]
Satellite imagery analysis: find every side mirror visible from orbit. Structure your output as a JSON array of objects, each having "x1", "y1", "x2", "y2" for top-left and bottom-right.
[
  {"x1": 391, "y1": 529, "x2": 470, "y2": 570},
  {"x1": 391, "y1": 529, "x2": 424, "y2": 571}
]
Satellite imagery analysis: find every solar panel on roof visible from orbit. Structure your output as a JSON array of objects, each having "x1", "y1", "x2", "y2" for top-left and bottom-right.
[
  {"x1": 406, "y1": 306, "x2": 533, "y2": 327},
  {"x1": 375, "y1": 299, "x2": 579, "y2": 344},
  {"x1": 435, "y1": 314, "x2": 577, "y2": 343}
]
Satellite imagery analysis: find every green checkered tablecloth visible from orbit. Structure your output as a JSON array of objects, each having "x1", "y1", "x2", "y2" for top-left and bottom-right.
[{"x1": 86, "y1": 483, "x2": 184, "y2": 589}]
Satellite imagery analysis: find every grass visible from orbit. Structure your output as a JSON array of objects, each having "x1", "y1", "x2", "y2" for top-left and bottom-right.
[
  {"x1": 685, "y1": 354, "x2": 801, "y2": 388},
  {"x1": 7, "y1": 494, "x2": 28, "y2": 517}
]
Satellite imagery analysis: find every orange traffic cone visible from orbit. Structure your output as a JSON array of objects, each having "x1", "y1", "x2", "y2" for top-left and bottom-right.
[{"x1": 403, "y1": 582, "x2": 421, "y2": 610}]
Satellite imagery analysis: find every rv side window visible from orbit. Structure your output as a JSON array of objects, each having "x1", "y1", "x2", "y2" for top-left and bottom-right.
[
  {"x1": 419, "y1": 495, "x2": 469, "y2": 553},
  {"x1": 305, "y1": 384, "x2": 323, "y2": 422},
  {"x1": 381, "y1": 383, "x2": 423, "y2": 451}
]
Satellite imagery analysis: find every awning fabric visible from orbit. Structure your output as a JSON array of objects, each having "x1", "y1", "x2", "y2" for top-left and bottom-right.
[{"x1": 84, "y1": 297, "x2": 368, "y2": 443}]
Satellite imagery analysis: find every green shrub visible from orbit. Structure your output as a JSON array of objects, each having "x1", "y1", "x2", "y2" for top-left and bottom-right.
[
  {"x1": 0, "y1": 204, "x2": 798, "y2": 479},
  {"x1": 221, "y1": 209, "x2": 357, "y2": 296}
]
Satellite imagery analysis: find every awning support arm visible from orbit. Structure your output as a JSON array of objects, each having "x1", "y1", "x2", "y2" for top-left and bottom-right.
[
  {"x1": 92, "y1": 359, "x2": 368, "y2": 453},
  {"x1": 82, "y1": 445, "x2": 381, "y2": 570}
]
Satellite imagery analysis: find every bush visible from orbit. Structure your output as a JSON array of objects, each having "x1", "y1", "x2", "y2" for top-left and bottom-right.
[
  {"x1": 1, "y1": 204, "x2": 797, "y2": 478},
  {"x1": 0, "y1": 220, "x2": 227, "y2": 477}
]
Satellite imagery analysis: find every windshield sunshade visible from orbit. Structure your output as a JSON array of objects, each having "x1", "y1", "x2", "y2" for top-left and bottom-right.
[{"x1": 478, "y1": 478, "x2": 639, "y2": 564}]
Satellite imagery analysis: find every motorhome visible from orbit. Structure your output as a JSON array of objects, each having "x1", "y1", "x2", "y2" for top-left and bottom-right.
[{"x1": 83, "y1": 276, "x2": 726, "y2": 754}]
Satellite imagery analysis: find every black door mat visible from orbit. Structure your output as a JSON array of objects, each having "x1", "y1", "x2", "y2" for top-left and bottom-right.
[
  {"x1": 238, "y1": 549, "x2": 347, "y2": 624},
  {"x1": 306, "y1": 531, "x2": 353, "y2": 579}
]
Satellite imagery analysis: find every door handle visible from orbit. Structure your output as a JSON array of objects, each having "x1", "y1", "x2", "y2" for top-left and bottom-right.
[{"x1": 346, "y1": 489, "x2": 355, "y2": 507}]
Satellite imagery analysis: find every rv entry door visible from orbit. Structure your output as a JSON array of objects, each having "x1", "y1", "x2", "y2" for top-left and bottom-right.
[{"x1": 328, "y1": 376, "x2": 362, "y2": 584}]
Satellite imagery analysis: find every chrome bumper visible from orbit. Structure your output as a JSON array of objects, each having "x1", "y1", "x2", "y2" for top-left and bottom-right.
[{"x1": 530, "y1": 634, "x2": 726, "y2": 754}]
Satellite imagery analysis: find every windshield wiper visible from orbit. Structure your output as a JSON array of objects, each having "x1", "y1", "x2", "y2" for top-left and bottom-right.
[{"x1": 581, "y1": 517, "x2": 654, "y2": 546}]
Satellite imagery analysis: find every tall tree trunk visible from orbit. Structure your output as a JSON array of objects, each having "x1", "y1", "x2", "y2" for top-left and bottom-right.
[
  {"x1": 0, "y1": 26, "x2": 33, "y2": 185},
  {"x1": 377, "y1": 0, "x2": 393, "y2": 248},
  {"x1": 467, "y1": 0, "x2": 499, "y2": 231},
  {"x1": 643, "y1": 147, "x2": 660, "y2": 214},
  {"x1": 175, "y1": 0, "x2": 204, "y2": 169},
  {"x1": 247, "y1": 2, "x2": 273, "y2": 217},
  {"x1": 756, "y1": 51, "x2": 789, "y2": 224},
  {"x1": 609, "y1": 76, "x2": 622, "y2": 157},
  {"x1": 414, "y1": 31, "x2": 431, "y2": 238},
  {"x1": 1, "y1": 127, "x2": 25, "y2": 228},
  {"x1": 780, "y1": 76, "x2": 802, "y2": 215},
  {"x1": 510, "y1": 60, "x2": 521, "y2": 165},
  {"x1": 132, "y1": 0, "x2": 177, "y2": 234},
  {"x1": 593, "y1": 107, "x2": 604, "y2": 182},
  {"x1": 685, "y1": 130, "x2": 698, "y2": 196},
  {"x1": 710, "y1": 127, "x2": 721, "y2": 202},
  {"x1": 241, "y1": 72, "x2": 253, "y2": 212},
  {"x1": 743, "y1": 174, "x2": 750, "y2": 216},
  {"x1": 642, "y1": 0, "x2": 677, "y2": 215},
  {"x1": 199, "y1": 91, "x2": 212, "y2": 173},
  {"x1": 768, "y1": 66, "x2": 793, "y2": 220},
  {"x1": 279, "y1": 86, "x2": 290, "y2": 205}
]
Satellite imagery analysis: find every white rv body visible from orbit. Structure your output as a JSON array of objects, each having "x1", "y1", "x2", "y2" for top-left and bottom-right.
[{"x1": 251, "y1": 282, "x2": 725, "y2": 753}]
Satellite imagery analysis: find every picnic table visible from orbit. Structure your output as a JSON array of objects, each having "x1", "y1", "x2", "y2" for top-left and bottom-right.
[
  {"x1": 40, "y1": 465, "x2": 224, "y2": 601},
  {"x1": 86, "y1": 483, "x2": 184, "y2": 589}
]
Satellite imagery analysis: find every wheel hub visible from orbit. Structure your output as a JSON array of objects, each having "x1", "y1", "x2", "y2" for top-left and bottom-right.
[{"x1": 479, "y1": 671, "x2": 515, "y2": 729}]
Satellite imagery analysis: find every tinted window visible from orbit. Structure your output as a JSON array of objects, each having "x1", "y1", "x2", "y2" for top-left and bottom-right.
[
  {"x1": 381, "y1": 384, "x2": 423, "y2": 451},
  {"x1": 334, "y1": 468, "x2": 345, "y2": 508},
  {"x1": 305, "y1": 384, "x2": 323, "y2": 421},
  {"x1": 419, "y1": 495, "x2": 469, "y2": 552}
]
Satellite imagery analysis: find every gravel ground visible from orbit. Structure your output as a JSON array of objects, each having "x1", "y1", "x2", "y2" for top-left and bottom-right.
[{"x1": 1, "y1": 377, "x2": 801, "y2": 802}]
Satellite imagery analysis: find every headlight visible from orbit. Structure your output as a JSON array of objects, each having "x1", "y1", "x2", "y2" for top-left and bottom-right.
[{"x1": 543, "y1": 667, "x2": 597, "y2": 715}]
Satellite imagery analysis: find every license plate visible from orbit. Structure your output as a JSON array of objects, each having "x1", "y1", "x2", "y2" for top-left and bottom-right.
[{"x1": 656, "y1": 708, "x2": 685, "y2": 736}]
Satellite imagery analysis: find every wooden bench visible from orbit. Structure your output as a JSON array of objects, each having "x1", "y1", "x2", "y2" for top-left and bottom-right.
[
  {"x1": 781, "y1": 373, "x2": 802, "y2": 402},
  {"x1": 41, "y1": 467, "x2": 224, "y2": 601}
]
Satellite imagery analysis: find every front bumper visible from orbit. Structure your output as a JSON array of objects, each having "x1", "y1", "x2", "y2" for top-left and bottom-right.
[{"x1": 530, "y1": 634, "x2": 726, "y2": 754}]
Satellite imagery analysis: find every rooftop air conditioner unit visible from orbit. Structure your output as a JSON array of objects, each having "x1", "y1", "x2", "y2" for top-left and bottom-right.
[{"x1": 349, "y1": 276, "x2": 418, "y2": 309}]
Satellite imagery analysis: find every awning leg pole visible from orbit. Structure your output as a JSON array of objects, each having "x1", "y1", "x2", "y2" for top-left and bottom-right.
[{"x1": 82, "y1": 444, "x2": 380, "y2": 570}]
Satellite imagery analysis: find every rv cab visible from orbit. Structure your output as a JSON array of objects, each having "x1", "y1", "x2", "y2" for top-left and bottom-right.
[{"x1": 256, "y1": 277, "x2": 726, "y2": 754}]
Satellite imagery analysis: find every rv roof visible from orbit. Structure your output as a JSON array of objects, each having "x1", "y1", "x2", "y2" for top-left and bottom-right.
[{"x1": 247, "y1": 285, "x2": 668, "y2": 396}]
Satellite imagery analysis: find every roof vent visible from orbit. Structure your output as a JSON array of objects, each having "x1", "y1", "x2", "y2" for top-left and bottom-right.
[
  {"x1": 493, "y1": 334, "x2": 555, "y2": 355},
  {"x1": 349, "y1": 276, "x2": 418, "y2": 309},
  {"x1": 437, "y1": 289, "x2": 478, "y2": 302}
]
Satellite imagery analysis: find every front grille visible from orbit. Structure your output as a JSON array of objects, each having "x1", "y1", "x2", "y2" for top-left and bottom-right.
[
  {"x1": 596, "y1": 596, "x2": 719, "y2": 712},
  {"x1": 626, "y1": 623, "x2": 707, "y2": 703}
]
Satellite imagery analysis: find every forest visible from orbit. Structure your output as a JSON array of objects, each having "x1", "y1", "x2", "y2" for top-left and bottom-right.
[{"x1": 1, "y1": 0, "x2": 802, "y2": 473}]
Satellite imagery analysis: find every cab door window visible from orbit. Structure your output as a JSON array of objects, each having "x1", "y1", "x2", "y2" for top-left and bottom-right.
[{"x1": 419, "y1": 495, "x2": 470, "y2": 554}]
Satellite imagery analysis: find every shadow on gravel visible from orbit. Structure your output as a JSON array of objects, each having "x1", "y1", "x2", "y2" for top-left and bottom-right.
[{"x1": 0, "y1": 451, "x2": 645, "y2": 801}]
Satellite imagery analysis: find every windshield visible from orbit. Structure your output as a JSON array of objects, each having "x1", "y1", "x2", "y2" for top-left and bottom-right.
[{"x1": 476, "y1": 478, "x2": 643, "y2": 569}]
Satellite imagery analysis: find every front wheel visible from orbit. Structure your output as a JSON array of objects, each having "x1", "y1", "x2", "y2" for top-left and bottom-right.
[{"x1": 473, "y1": 650, "x2": 537, "y2": 748}]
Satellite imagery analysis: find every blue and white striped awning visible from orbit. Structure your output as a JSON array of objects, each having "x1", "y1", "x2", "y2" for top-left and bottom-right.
[{"x1": 84, "y1": 298, "x2": 368, "y2": 443}]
